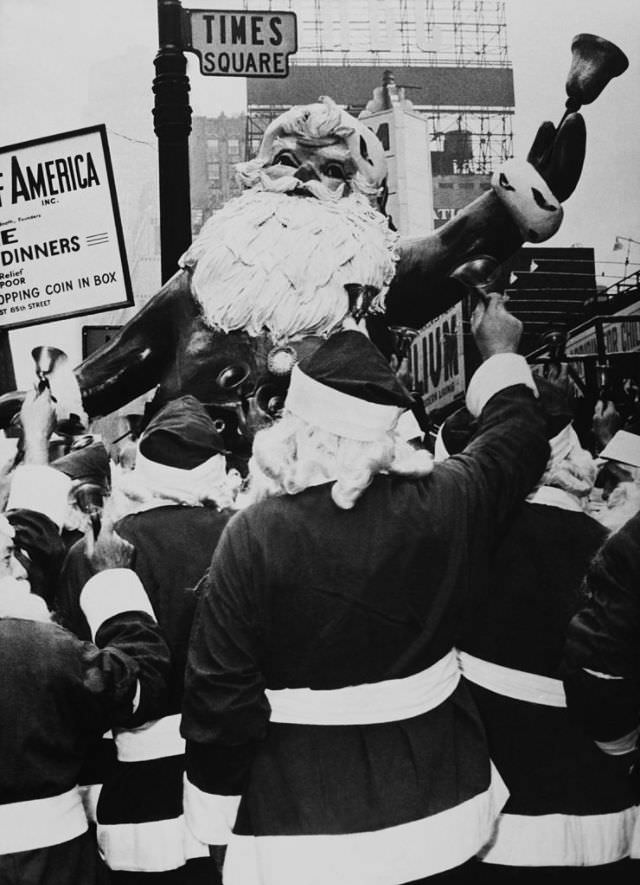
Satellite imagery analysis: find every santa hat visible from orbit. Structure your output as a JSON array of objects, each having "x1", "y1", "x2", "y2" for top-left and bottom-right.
[
  {"x1": 134, "y1": 395, "x2": 229, "y2": 500},
  {"x1": 599, "y1": 429, "x2": 640, "y2": 469},
  {"x1": 139, "y1": 395, "x2": 227, "y2": 467},
  {"x1": 52, "y1": 441, "x2": 111, "y2": 491},
  {"x1": 284, "y1": 330, "x2": 414, "y2": 441},
  {"x1": 434, "y1": 376, "x2": 575, "y2": 462},
  {"x1": 534, "y1": 377, "x2": 579, "y2": 463}
]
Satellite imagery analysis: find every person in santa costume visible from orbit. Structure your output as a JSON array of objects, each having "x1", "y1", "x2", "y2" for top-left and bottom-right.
[
  {"x1": 180, "y1": 294, "x2": 549, "y2": 884},
  {"x1": 440, "y1": 381, "x2": 638, "y2": 881},
  {"x1": 0, "y1": 389, "x2": 170, "y2": 885},
  {"x1": 57, "y1": 394, "x2": 240, "y2": 883},
  {"x1": 564, "y1": 508, "x2": 640, "y2": 864}
]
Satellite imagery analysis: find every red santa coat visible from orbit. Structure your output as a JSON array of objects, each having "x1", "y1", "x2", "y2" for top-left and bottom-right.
[{"x1": 181, "y1": 356, "x2": 550, "y2": 885}]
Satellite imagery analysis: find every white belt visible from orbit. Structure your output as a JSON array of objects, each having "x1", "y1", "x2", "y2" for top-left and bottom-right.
[
  {"x1": 115, "y1": 714, "x2": 185, "y2": 762},
  {"x1": 0, "y1": 785, "x2": 87, "y2": 854},
  {"x1": 266, "y1": 650, "x2": 461, "y2": 725},
  {"x1": 458, "y1": 651, "x2": 566, "y2": 708}
]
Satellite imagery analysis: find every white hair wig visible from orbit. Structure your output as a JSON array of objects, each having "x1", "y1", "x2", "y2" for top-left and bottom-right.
[
  {"x1": 108, "y1": 458, "x2": 243, "y2": 519},
  {"x1": 0, "y1": 579, "x2": 52, "y2": 622},
  {"x1": 244, "y1": 411, "x2": 433, "y2": 511},
  {"x1": 538, "y1": 425, "x2": 598, "y2": 502},
  {"x1": 597, "y1": 474, "x2": 640, "y2": 533}
]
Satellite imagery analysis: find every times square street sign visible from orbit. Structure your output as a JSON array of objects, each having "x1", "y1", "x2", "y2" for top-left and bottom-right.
[{"x1": 183, "y1": 9, "x2": 297, "y2": 78}]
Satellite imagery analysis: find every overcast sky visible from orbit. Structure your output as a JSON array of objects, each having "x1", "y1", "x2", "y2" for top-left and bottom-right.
[
  {"x1": 1, "y1": 0, "x2": 638, "y2": 258},
  {"x1": 0, "y1": 0, "x2": 638, "y2": 378}
]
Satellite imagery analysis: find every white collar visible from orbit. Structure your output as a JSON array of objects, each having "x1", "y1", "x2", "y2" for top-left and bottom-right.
[{"x1": 526, "y1": 485, "x2": 584, "y2": 512}]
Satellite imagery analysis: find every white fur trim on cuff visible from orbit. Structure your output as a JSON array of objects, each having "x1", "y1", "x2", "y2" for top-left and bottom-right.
[
  {"x1": 7, "y1": 465, "x2": 72, "y2": 530},
  {"x1": 184, "y1": 776, "x2": 241, "y2": 846},
  {"x1": 80, "y1": 569, "x2": 156, "y2": 640},
  {"x1": 491, "y1": 158, "x2": 563, "y2": 242},
  {"x1": 465, "y1": 354, "x2": 536, "y2": 417}
]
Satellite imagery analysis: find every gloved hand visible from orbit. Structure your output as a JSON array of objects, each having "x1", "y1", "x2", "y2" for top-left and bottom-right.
[{"x1": 527, "y1": 112, "x2": 587, "y2": 202}]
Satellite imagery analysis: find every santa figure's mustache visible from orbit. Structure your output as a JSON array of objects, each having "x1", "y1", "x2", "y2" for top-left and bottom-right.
[
  {"x1": 236, "y1": 165, "x2": 346, "y2": 203},
  {"x1": 180, "y1": 186, "x2": 399, "y2": 341}
]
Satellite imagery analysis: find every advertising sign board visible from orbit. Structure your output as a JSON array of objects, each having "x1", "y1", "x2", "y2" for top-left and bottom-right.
[
  {"x1": 409, "y1": 302, "x2": 465, "y2": 411},
  {"x1": 0, "y1": 125, "x2": 132, "y2": 331}
]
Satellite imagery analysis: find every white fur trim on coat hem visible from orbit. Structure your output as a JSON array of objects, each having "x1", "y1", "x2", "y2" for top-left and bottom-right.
[
  {"x1": 222, "y1": 765, "x2": 509, "y2": 885},
  {"x1": 97, "y1": 815, "x2": 209, "y2": 872},
  {"x1": 0, "y1": 786, "x2": 87, "y2": 854},
  {"x1": 183, "y1": 776, "x2": 241, "y2": 846},
  {"x1": 480, "y1": 808, "x2": 637, "y2": 867},
  {"x1": 80, "y1": 569, "x2": 156, "y2": 640}
]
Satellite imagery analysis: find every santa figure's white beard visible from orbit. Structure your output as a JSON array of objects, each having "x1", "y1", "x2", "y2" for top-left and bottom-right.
[{"x1": 180, "y1": 184, "x2": 399, "y2": 341}]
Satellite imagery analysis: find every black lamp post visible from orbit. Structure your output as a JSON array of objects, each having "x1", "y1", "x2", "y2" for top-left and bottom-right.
[
  {"x1": 153, "y1": 0, "x2": 192, "y2": 284},
  {"x1": 613, "y1": 235, "x2": 640, "y2": 276}
]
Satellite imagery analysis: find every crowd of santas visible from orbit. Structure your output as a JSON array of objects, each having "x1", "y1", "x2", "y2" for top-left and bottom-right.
[{"x1": 1, "y1": 296, "x2": 640, "y2": 885}]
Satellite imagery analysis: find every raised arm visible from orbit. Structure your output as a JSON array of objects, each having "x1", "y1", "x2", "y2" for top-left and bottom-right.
[{"x1": 436, "y1": 294, "x2": 550, "y2": 526}]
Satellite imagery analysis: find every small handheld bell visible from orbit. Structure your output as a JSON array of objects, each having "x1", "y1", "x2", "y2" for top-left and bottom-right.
[
  {"x1": 389, "y1": 326, "x2": 419, "y2": 362},
  {"x1": 31, "y1": 346, "x2": 68, "y2": 398},
  {"x1": 450, "y1": 255, "x2": 502, "y2": 307}
]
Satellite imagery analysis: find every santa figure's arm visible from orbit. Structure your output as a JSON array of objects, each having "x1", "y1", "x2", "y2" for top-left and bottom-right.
[
  {"x1": 387, "y1": 112, "x2": 586, "y2": 323},
  {"x1": 74, "y1": 269, "x2": 190, "y2": 418}
]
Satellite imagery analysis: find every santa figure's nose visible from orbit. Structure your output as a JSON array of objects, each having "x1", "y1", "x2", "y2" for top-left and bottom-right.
[{"x1": 293, "y1": 164, "x2": 319, "y2": 183}]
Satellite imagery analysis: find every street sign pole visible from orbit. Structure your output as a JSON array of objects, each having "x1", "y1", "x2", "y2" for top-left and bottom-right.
[
  {"x1": 0, "y1": 331, "x2": 16, "y2": 394},
  {"x1": 153, "y1": 0, "x2": 192, "y2": 284}
]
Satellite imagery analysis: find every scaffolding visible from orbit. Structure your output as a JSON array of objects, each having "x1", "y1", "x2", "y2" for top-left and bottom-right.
[
  {"x1": 244, "y1": 0, "x2": 510, "y2": 68},
  {"x1": 244, "y1": 0, "x2": 514, "y2": 175}
]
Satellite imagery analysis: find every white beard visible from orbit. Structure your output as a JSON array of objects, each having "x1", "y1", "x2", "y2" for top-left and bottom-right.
[{"x1": 180, "y1": 186, "x2": 399, "y2": 342}]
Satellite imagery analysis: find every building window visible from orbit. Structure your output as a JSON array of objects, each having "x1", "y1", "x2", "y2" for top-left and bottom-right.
[
  {"x1": 438, "y1": 182, "x2": 454, "y2": 189},
  {"x1": 206, "y1": 138, "x2": 219, "y2": 162},
  {"x1": 228, "y1": 137, "x2": 241, "y2": 158},
  {"x1": 208, "y1": 161, "x2": 221, "y2": 182}
]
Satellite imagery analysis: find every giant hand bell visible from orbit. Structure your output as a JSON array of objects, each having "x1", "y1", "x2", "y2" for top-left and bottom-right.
[{"x1": 565, "y1": 33, "x2": 629, "y2": 114}]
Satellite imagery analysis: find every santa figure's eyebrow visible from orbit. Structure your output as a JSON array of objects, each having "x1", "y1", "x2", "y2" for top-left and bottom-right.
[{"x1": 315, "y1": 144, "x2": 351, "y2": 160}]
